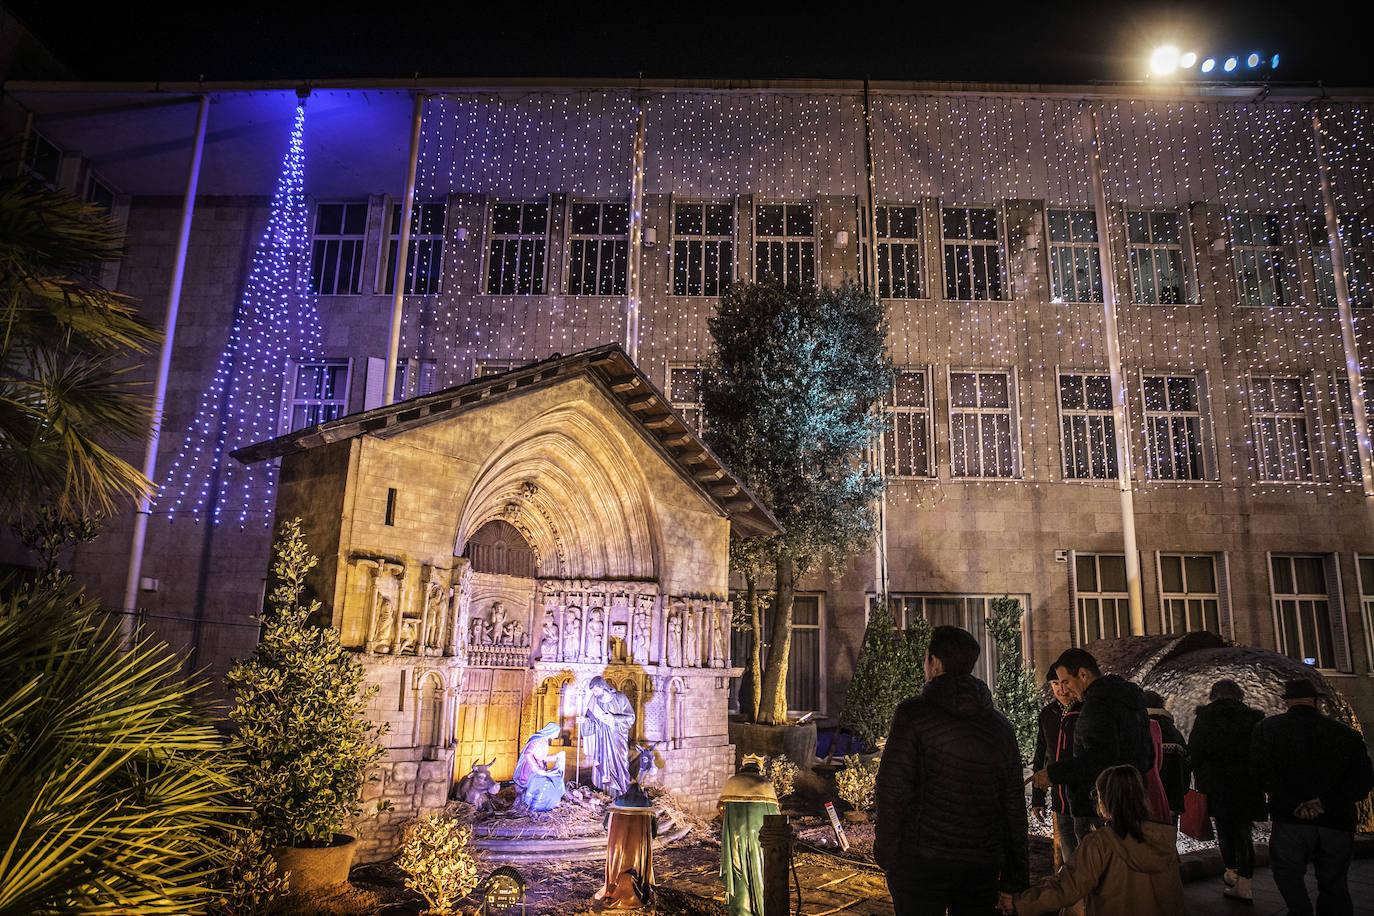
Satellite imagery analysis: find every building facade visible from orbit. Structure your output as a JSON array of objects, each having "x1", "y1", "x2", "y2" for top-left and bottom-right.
[{"x1": 5, "y1": 79, "x2": 1374, "y2": 741}]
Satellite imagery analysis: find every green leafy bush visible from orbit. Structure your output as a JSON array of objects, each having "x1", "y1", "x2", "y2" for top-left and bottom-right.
[
  {"x1": 835, "y1": 754, "x2": 880, "y2": 811},
  {"x1": 762, "y1": 755, "x2": 799, "y2": 798},
  {"x1": 397, "y1": 815, "x2": 480, "y2": 915},
  {"x1": 226, "y1": 519, "x2": 387, "y2": 847},
  {"x1": 987, "y1": 595, "x2": 1040, "y2": 765},
  {"x1": 211, "y1": 828, "x2": 289, "y2": 916},
  {"x1": 839, "y1": 597, "x2": 924, "y2": 747}
]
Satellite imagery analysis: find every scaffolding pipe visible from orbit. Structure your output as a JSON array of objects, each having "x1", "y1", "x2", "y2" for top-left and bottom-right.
[
  {"x1": 862, "y1": 78, "x2": 890, "y2": 603},
  {"x1": 383, "y1": 92, "x2": 426, "y2": 406},
  {"x1": 626, "y1": 103, "x2": 647, "y2": 364}
]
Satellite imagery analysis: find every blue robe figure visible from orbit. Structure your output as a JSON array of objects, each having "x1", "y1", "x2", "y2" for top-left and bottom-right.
[{"x1": 514, "y1": 722, "x2": 566, "y2": 812}]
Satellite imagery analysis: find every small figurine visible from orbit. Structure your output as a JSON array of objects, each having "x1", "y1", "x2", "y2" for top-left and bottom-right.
[
  {"x1": 634, "y1": 742, "x2": 659, "y2": 784},
  {"x1": 719, "y1": 754, "x2": 780, "y2": 916},
  {"x1": 594, "y1": 783, "x2": 658, "y2": 909},
  {"x1": 514, "y1": 722, "x2": 566, "y2": 812},
  {"x1": 454, "y1": 758, "x2": 501, "y2": 810}
]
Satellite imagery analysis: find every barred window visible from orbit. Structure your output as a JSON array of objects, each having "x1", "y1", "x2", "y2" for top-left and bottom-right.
[
  {"x1": 876, "y1": 205, "x2": 926, "y2": 299},
  {"x1": 1047, "y1": 209, "x2": 1102, "y2": 303},
  {"x1": 385, "y1": 202, "x2": 446, "y2": 295},
  {"x1": 1333, "y1": 374, "x2": 1374, "y2": 482},
  {"x1": 949, "y1": 370, "x2": 1017, "y2": 478},
  {"x1": 1271, "y1": 555, "x2": 1335, "y2": 669},
  {"x1": 1251, "y1": 376, "x2": 1313, "y2": 481},
  {"x1": 1232, "y1": 213, "x2": 1291, "y2": 307},
  {"x1": 394, "y1": 358, "x2": 437, "y2": 402},
  {"x1": 1160, "y1": 554, "x2": 1221, "y2": 635},
  {"x1": 754, "y1": 202, "x2": 815, "y2": 287},
  {"x1": 942, "y1": 207, "x2": 1005, "y2": 301},
  {"x1": 1143, "y1": 375, "x2": 1207, "y2": 480},
  {"x1": 1128, "y1": 211, "x2": 1189, "y2": 304},
  {"x1": 668, "y1": 366, "x2": 705, "y2": 436},
  {"x1": 1313, "y1": 214, "x2": 1374, "y2": 309},
  {"x1": 883, "y1": 369, "x2": 931, "y2": 477},
  {"x1": 672, "y1": 202, "x2": 733, "y2": 297},
  {"x1": 287, "y1": 361, "x2": 349, "y2": 433},
  {"x1": 1059, "y1": 373, "x2": 1117, "y2": 479},
  {"x1": 1075, "y1": 553, "x2": 1130, "y2": 642},
  {"x1": 568, "y1": 200, "x2": 629, "y2": 295},
  {"x1": 1356, "y1": 556, "x2": 1374, "y2": 674},
  {"x1": 310, "y1": 202, "x2": 368, "y2": 295},
  {"x1": 486, "y1": 201, "x2": 548, "y2": 295},
  {"x1": 889, "y1": 594, "x2": 1004, "y2": 685}
]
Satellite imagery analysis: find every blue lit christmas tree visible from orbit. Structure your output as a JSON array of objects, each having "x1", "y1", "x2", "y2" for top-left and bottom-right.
[{"x1": 162, "y1": 102, "x2": 323, "y2": 526}]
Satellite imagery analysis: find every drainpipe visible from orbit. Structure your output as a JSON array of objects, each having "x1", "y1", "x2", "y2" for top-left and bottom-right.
[
  {"x1": 383, "y1": 92, "x2": 425, "y2": 406},
  {"x1": 1085, "y1": 106, "x2": 1145, "y2": 636},
  {"x1": 862, "y1": 79, "x2": 890, "y2": 605},
  {"x1": 626, "y1": 100, "x2": 647, "y2": 364},
  {"x1": 121, "y1": 93, "x2": 210, "y2": 638}
]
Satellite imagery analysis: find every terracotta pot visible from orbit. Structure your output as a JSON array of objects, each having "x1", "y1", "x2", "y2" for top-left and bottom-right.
[{"x1": 272, "y1": 834, "x2": 358, "y2": 894}]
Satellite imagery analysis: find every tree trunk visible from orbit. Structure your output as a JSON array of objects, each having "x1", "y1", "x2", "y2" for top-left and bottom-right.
[
  {"x1": 758, "y1": 553, "x2": 794, "y2": 725},
  {"x1": 747, "y1": 571, "x2": 762, "y2": 723}
]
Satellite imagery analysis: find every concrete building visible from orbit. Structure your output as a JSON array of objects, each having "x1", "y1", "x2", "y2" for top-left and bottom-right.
[{"x1": 4, "y1": 78, "x2": 1374, "y2": 751}]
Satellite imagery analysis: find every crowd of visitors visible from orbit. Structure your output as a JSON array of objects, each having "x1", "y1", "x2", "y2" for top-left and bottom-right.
[{"x1": 872, "y1": 629, "x2": 1374, "y2": 916}]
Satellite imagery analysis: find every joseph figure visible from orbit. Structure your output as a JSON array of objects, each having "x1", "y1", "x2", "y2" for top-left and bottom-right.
[{"x1": 581, "y1": 676, "x2": 635, "y2": 795}]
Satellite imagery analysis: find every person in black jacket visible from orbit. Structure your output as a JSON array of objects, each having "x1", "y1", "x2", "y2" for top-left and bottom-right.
[
  {"x1": 875, "y1": 625, "x2": 1029, "y2": 916},
  {"x1": 1251, "y1": 678, "x2": 1374, "y2": 916},
  {"x1": 1141, "y1": 690, "x2": 1191, "y2": 821},
  {"x1": 1031, "y1": 668, "x2": 1082, "y2": 867},
  {"x1": 1188, "y1": 679, "x2": 1265, "y2": 902},
  {"x1": 1031, "y1": 648, "x2": 1153, "y2": 847}
]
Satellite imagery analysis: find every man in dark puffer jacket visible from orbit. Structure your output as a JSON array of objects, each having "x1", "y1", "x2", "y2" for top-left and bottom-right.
[
  {"x1": 875, "y1": 626, "x2": 1029, "y2": 915},
  {"x1": 1031, "y1": 648, "x2": 1154, "y2": 847}
]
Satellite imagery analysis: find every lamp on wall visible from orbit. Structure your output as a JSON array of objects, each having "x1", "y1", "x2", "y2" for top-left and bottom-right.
[
  {"x1": 833, "y1": 230, "x2": 849, "y2": 249},
  {"x1": 643, "y1": 226, "x2": 657, "y2": 248}
]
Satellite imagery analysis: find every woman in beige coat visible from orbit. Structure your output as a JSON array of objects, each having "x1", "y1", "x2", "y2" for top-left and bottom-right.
[{"x1": 1001, "y1": 765, "x2": 1184, "y2": 916}]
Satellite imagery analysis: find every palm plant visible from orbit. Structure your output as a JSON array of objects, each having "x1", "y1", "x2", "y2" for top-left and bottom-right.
[
  {"x1": 0, "y1": 174, "x2": 159, "y2": 525},
  {"x1": 0, "y1": 579, "x2": 240, "y2": 915}
]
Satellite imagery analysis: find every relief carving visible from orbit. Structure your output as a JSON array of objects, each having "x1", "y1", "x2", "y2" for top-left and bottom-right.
[{"x1": 367, "y1": 561, "x2": 406, "y2": 654}]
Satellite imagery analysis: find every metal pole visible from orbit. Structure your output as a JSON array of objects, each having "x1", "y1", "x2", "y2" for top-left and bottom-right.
[
  {"x1": 625, "y1": 101, "x2": 647, "y2": 364},
  {"x1": 1085, "y1": 107, "x2": 1145, "y2": 636},
  {"x1": 1312, "y1": 112, "x2": 1374, "y2": 498},
  {"x1": 862, "y1": 79, "x2": 890, "y2": 602},
  {"x1": 383, "y1": 92, "x2": 425, "y2": 406},
  {"x1": 121, "y1": 94, "x2": 210, "y2": 637}
]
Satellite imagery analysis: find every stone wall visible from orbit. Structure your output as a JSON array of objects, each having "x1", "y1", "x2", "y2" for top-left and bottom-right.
[{"x1": 352, "y1": 745, "x2": 456, "y2": 863}]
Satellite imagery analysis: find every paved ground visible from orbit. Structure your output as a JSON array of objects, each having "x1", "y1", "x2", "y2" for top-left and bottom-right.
[{"x1": 1184, "y1": 859, "x2": 1374, "y2": 915}]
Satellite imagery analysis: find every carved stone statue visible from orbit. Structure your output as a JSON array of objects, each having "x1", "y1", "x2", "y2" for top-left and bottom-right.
[
  {"x1": 370, "y1": 593, "x2": 396, "y2": 653},
  {"x1": 586, "y1": 607, "x2": 605, "y2": 660},
  {"x1": 665, "y1": 611, "x2": 683, "y2": 668},
  {"x1": 710, "y1": 607, "x2": 727, "y2": 668},
  {"x1": 540, "y1": 610, "x2": 560, "y2": 661},
  {"x1": 580, "y1": 676, "x2": 635, "y2": 796},
  {"x1": 490, "y1": 602, "x2": 508, "y2": 644},
  {"x1": 564, "y1": 608, "x2": 583, "y2": 660},
  {"x1": 684, "y1": 608, "x2": 701, "y2": 667},
  {"x1": 452, "y1": 561, "x2": 473, "y2": 657},
  {"x1": 422, "y1": 582, "x2": 446, "y2": 655},
  {"x1": 396, "y1": 617, "x2": 418, "y2": 655},
  {"x1": 632, "y1": 608, "x2": 650, "y2": 664}
]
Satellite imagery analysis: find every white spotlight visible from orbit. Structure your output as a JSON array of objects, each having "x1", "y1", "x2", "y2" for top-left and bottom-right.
[
  {"x1": 1180, "y1": 52, "x2": 1197, "y2": 68},
  {"x1": 1150, "y1": 45, "x2": 1181, "y2": 75},
  {"x1": 1247, "y1": 52, "x2": 1261, "y2": 68}
]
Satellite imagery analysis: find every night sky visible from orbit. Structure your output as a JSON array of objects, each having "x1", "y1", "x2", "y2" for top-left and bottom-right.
[{"x1": 7, "y1": 0, "x2": 1373, "y2": 86}]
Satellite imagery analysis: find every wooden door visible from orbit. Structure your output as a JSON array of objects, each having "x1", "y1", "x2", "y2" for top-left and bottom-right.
[{"x1": 454, "y1": 667, "x2": 527, "y2": 782}]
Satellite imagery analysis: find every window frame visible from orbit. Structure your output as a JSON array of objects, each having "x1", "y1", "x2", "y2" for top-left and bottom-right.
[
  {"x1": 309, "y1": 201, "x2": 370, "y2": 296},
  {"x1": 384, "y1": 200, "x2": 447, "y2": 296},
  {"x1": 1329, "y1": 371, "x2": 1374, "y2": 483},
  {"x1": 1248, "y1": 373, "x2": 1318, "y2": 483},
  {"x1": 1070, "y1": 552, "x2": 1132, "y2": 645},
  {"x1": 1124, "y1": 208, "x2": 1196, "y2": 305},
  {"x1": 1312, "y1": 211, "x2": 1374, "y2": 310},
  {"x1": 730, "y1": 591, "x2": 826, "y2": 715},
  {"x1": 669, "y1": 199, "x2": 735, "y2": 297},
  {"x1": 1045, "y1": 207, "x2": 1104, "y2": 304},
  {"x1": 1355, "y1": 554, "x2": 1374, "y2": 675},
  {"x1": 874, "y1": 203, "x2": 928, "y2": 300},
  {"x1": 484, "y1": 199, "x2": 550, "y2": 296},
  {"x1": 1230, "y1": 210, "x2": 1297, "y2": 308},
  {"x1": 1140, "y1": 372, "x2": 1214, "y2": 482},
  {"x1": 947, "y1": 367, "x2": 1020, "y2": 479},
  {"x1": 282, "y1": 358, "x2": 352, "y2": 435},
  {"x1": 1056, "y1": 369, "x2": 1118, "y2": 481},
  {"x1": 889, "y1": 593, "x2": 1030, "y2": 686},
  {"x1": 394, "y1": 357, "x2": 438, "y2": 402},
  {"x1": 1157, "y1": 552, "x2": 1230, "y2": 637},
  {"x1": 666, "y1": 363, "x2": 706, "y2": 437},
  {"x1": 565, "y1": 198, "x2": 630, "y2": 296},
  {"x1": 752, "y1": 200, "x2": 817, "y2": 287},
  {"x1": 940, "y1": 203, "x2": 1010, "y2": 302},
  {"x1": 25, "y1": 129, "x2": 61, "y2": 187},
  {"x1": 1267, "y1": 552, "x2": 1350, "y2": 673},
  {"x1": 882, "y1": 367, "x2": 935, "y2": 479}
]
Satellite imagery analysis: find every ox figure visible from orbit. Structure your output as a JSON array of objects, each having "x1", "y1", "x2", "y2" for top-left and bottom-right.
[{"x1": 454, "y1": 758, "x2": 501, "y2": 810}]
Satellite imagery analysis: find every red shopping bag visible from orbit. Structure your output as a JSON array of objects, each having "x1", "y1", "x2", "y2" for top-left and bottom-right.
[{"x1": 1180, "y1": 789, "x2": 1212, "y2": 841}]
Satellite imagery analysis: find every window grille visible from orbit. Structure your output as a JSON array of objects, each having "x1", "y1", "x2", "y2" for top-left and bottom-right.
[
  {"x1": 671, "y1": 201, "x2": 733, "y2": 296},
  {"x1": 385, "y1": 201, "x2": 446, "y2": 295},
  {"x1": 486, "y1": 201, "x2": 549, "y2": 295},
  {"x1": 310, "y1": 202, "x2": 369, "y2": 295},
  {"x1": 754, "y1": 202, "x2": 816, "y2": 287},
  {"x1": 1047, "y1": 209, "x2": 1103, "y2": 303},
  {"x1": 567, "y1": 200, "x2": 629, "y2": 295},
  {"x1": 1058, "y1": 373, "x2": 1117, "y2": 479},
  {"x1": 1142, "y1": 375, "x2": 1208, "y2": 480},
  {"x1": 941, "y1": 206, "x2": 1006, "y2": 301},
  {"x1": 949, "y1": 370, "x2": 1017, "y2": 478}
]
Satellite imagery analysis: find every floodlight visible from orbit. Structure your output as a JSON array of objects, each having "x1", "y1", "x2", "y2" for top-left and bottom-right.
[
  {"x1": 1271, "y1": 53, "x2": 1280, "y2": 68},
  {"x1": 1224, "y1": 57, "x2": 1238, "y2": 72},
  {"x1": 1247, "y1": 52, "x2": 1261, "y2": 68},
  {"x1": 1180, "y1": 52, "x2": 1197, "y2": 68},
  {"x1": 1150, "y1": 45, "x2": 1181, "y2": 75},
  {"x1": 1201, "y1": 58, "x2": 1216, "y2": 73}
]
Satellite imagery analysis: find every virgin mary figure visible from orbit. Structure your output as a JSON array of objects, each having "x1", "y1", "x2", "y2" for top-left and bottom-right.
[{"x1": 513, "y1": 722, "x2": 566, "y2": 811}]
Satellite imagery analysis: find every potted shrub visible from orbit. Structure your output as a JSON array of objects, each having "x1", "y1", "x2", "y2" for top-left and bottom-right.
[{"x1": 226, "y1": 519, "x2": 387, "y2": 894}]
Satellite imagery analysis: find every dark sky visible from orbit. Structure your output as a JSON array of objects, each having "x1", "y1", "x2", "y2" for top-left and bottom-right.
[{"x1": 8, "y1": 0, "x2": 1372, "y2": 86}]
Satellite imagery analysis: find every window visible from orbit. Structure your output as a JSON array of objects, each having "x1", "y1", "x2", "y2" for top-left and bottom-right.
[
  {"x1": 754, "y1": 202, "x2": 815, "y2": 287},
  {"x1": 1074, "y1": 553, "x2": 1130, "y2": 642},
  {"x1": 1159, "y1": 554, "x2": 1224, "y2": 635},
  {"x1": 667, "y1": 365, "x2": 705, "y2": 436},
  {"x1": 1270, "y1": 555, "x2": 1339, "y2": 670},
  {"x1": 942, "y1": 206, "x2": 1005, "y2": 301},
  {"x1": 1332, "y1": 374, "x2": 1374, "y2": 482},
  {"x1": 1356, "y1": 556, "x2": 1374, "y2": 674},
  {"x1": 310, "y1": 202, "x2": 368, "y2": 295},
  {"x1": 949, "y1": 370, "x2": 1017, "y2": 478},
  {"x1": 1313, "y1": 213, "x2": 1374, "y2": 309},
  {"x1": 875, "y1": 205, "x2": 926, "y2": 299},
  {"x1": 476, "y1": 360, "x2": 518, "y2": 378},
  {"x1": 394, "y1": 358, "x2": 437, "y2": 402},
  {"x1": 1047, "y1": 209, "x2": 1103, "y2": 303},
  {"x1": 1251, "y1": 376, "x2": 1314, "y2": 481},
  {"x1": 486, "y1": 201, "x2": 549, "y2": 295},
  {"x1": 287, "y1": 361, "x2": 349, "y2": 432},
  {"x1": 1127, "y1": 210, "x2": 1189, "y2": 304},
  {"x1": 1232, "y1": 212, "x2": 1292, "y2": 307},
  {"x1": 672, "y1": 201, "x2": 733, "y2": 296},
  {"x1": 1059, "y1": 373, "x2": 1117, "y2": 480},
  {"x1": 889, "y1": 594, "x2": 1019, "y2": 686},
  {"x1": 1142, "y1": 375, "x2": 1208, "y2": 480},
  {"x1": 883, "y1": 369, "x2": 932, "y2": 477},
  {"x1": 567, "y1": 200, "x2": 629, "y2": 295},
  {"x1": 730, "y1": 593, "x2": 824, "y2": 713},
  {"x1": 385, "y1": 202, "x2": 446, "y2": 295},
  {"x1": 26, "y1": 131, "x2": 60, "y2": 187},
  {"x1": 85, "y1": 174, "x2": 115, "y2": 213}
]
